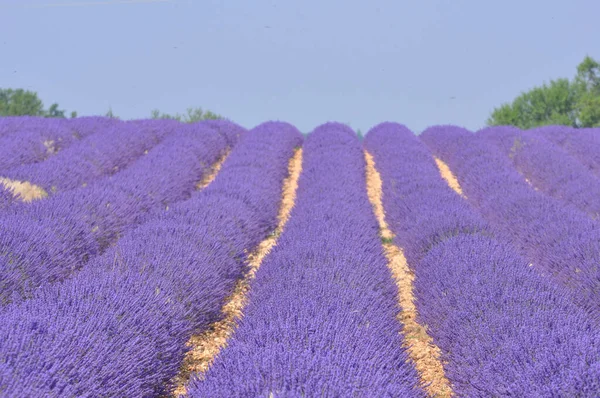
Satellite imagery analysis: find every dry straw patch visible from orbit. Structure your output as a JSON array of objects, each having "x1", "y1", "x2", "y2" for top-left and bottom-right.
[
  {"x1": 43, "y1": 139, "x2": 57, "y2": 155},
  {"x1": 364, "y1": 151, "x2": 453, "y2": 398},
  {"x1": 0, "y1": 177, "x2": 48, "y2": 202},
  {"x1": 523, "y1": 177, "x2": 539, "y2": 190},
  {"x1": 171, "y1": 148, "x2": 303, "y2": 397}
]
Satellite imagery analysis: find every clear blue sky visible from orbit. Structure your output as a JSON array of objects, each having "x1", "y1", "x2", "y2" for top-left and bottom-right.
[{"x1": 1, "y1": 0, "x2": 598, "y2": 134}]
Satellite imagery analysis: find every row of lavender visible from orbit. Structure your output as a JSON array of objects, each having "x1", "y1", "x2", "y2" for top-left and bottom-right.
[
  {"x1": 1, "y1": 119, "x2": 177, "y2": 196},
  {"x1": 1, "y1": 116, "x2": 599, "y2": 396},
  {"x1": 364, "y1": 123, "x2": 600, "y2": 396},
  {"x1": 421, "y1": 126, "x2": 600, "y2": 324},
  {"x1": 0, "y1": 188, "x2": 13, "y2": 210},
  {"x1": 0, "y1": 116, "x2": 118, "y2": 172},
  {"x1": 538, "y1": 126, "x2": 600, "y2": 178},
  {"x1": 0, "y1": 122, "x2": 302, "y2": 396},
  {"x1": 0, "y1": 120, "x2": 242, "y2": 305},
  {"x1": 478, "y1": 125, "x2": 600, "y2": 219},
  {"x1": 189, "y1": 123, "x2": 424, "y2": 397}
]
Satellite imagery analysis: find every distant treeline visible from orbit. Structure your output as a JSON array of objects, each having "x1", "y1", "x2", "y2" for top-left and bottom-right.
[
  {"x1": 0, "y1": 88, "x2": 74, "y2": 118},
  {"x1": 0, "y1": 88, "x2": 222, "y2": 123},
  {"x1": 4, "y1": 54, "x2": 599, "y2": 131},
  {"x1": 105, "y1": 107, "x2": 223, "y2": 123}
]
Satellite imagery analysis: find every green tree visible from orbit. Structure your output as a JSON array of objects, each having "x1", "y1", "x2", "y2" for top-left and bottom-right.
[
  {"x1": 488, "y1": 55, "x2": 600, "y2": 128},
  {"x1": 356, "y1": 128, "x2": 364, "y2": 140},
  {"x1": 577, "y1": 95, "x2": 600, "y2": 127},
  {"x1": 574, "y1": 56, "x2": 600, "y2": 127},
  {"x1": 150, "y1": 109, "x2": 175, "y2": 120},
  {"x1": 105, "y1": 107, "x2": 118, "y2": 119},
  {"x1": 575, "y1": 56, "x2": 600, "y2": 93},
  {"x1": 45, "y1": 103, "x2": 66, "y2": 118},
  {"x1": 150, "y1": 107, "x2": 222, "y2": 122},
  {"x1": 0, "y1": 88, "x2": 73, "y2": 118},
  {"x1": 0, "y1": 88, "x2": 45, "y2": 116}
]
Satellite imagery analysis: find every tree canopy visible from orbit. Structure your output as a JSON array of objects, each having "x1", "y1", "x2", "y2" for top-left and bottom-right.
[
  {"x1": 487, "y1": 56, "x2": 600, "y2": 128},
  {"x1": 0, "y1": 88, "x2": 69, "y2": 118},
  {"x1": 150, "y1": 107, "x2": 222, "y2": 123},
  {"x1": 1, "y1": 89, "x2": 225, "y2": 123},
  {"x1": 105, "y1": 107, "x2": 118, "y2": 119}
]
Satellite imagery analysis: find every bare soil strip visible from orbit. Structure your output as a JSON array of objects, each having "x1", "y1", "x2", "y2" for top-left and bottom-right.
[
  {"x1": 435, "y1": 156, "x2": 541, "y2": 269},
  {"x1": 365, "y1": 151, "x2": 453, "y2": 398},
  {"x1": 170, "y1": 148, "x2": 303, "y2": 397},
  {"x1": 196, "y1": 149, "x2": 230, "y2": 190},
  {"x1": 0, "y1": 177, "x2": 48, "y2": 202},
  {"x1": 434, "y1": 157, "x2": 465, "y2": 198},
  {"x1": 0, "y1": 148, "x2": 229, "y2": 209}
]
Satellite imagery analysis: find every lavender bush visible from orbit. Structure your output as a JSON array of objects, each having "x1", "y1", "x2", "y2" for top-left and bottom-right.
[
  {"x1": 189, "y1": 122, "x2": 424, "y2": 397},
  {"x1": 0, "y1": 116, "x2": 46, "y2": 137},
  {"x1": 1, "y1": 119, "x2": 176, "y2": 193},
  {"x1": 420, "y1": 125, "x2": 600, "y2": 324},
  {"x1": 0, "y1": 116, "x2": 103, "y2": 172},
  {"x1": 366, "y1": 122, "x2": 600, "y2": 396},
  {"x1": 0, "y1": 122, "x2": 237, "y2": 304},
  {"x1": 0, "y1": 121, "x2": 302, "y2": 397},
  {"x1": 479, "y1": 125, "x2": 600, "y2": 219},
  {"x1": 537, "y1": 125, "x2": 600, "y2": 177},
  {"x1": 0, "y1": 186, "x2": 13, "y2": 211}
]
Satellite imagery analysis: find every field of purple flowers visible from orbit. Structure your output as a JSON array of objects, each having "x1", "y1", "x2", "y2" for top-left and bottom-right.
[{"x1": 0, "y1": 116, "x2": 599, "y2": 397}]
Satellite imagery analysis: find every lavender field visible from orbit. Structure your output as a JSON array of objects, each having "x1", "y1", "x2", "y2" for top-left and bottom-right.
[{"x1": 1, "y1": 116, "x2": 600, "y2": 397}]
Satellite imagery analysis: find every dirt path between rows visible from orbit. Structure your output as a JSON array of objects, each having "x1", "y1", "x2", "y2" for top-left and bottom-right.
[
  {"x1": 0, "y1": 147, "x2": 230, "y2": 208},
  {"x1": 434, "y1": 157, "x2": 465, "y2": 198},
  {"x1": 195, "y1": 149, "x2": 230, "y2": 190},
  {"x1": 0, "y1": 177, "x2": 48, "y2": 202},
  {"x1": 170, "y1": 148, "x2": 303, "y2": 397},
  {"x1": 365, "y1": 151, "x2": 453, "y2": 398}
]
